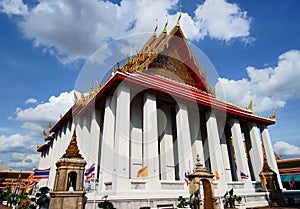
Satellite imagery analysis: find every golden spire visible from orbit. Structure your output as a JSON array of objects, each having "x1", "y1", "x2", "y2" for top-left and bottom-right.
[
  {"x1": 126, "y1": 54, "x2": 129, "y2": 64},
  {"x1": 48, "y1": 122, "x2": 52, "y2": 132},
  {"x1": 43, "y1": 130, "x2": 47, "y2": 140},
  {"x1": 248, "y1": 99, "x2": 253, "y2": 111},
  {"x1": 62, "y1": 128, "x2": 83, "y2": 159},
  {"x1": 153, "y1": 19, "x2": 158, "y2": 36},
  {"x1": 271, "y1": 109, "x2": 276, "y2": 120},
  {"x1": 163, "y1": 15, "x2": 168, "y2": 33},
  {"x1": 36, "y1": 142, "x2": 39, "y2": 150},
  {"x1": 176, "y1": 11, "x2": 182, "y2": 27},
  {"x1": 60, "y1": 114, "x2": 62, "y2": 119}
]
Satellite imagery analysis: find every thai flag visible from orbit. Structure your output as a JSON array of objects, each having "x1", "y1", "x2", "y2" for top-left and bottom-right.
[
  {"x1": 240, "y1": 171, "x2": 249, "y2": 180},
  {"x1": 85, "y1": 163, "x2": 95, "y2": 180},
  {"x1": 28, "y1": 181, "x2": 37, "y2": 189},
  {"x1": 184, "y1": 171, "x2": 189, "y2": 186},
  {"x1": 33, "y1": 168, "x2": 50, "y2": 179}
]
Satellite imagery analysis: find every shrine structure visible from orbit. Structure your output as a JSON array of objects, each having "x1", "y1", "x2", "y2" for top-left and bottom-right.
[{"x1": 36, "y1": 15, "x2": 281, "y2": 209}]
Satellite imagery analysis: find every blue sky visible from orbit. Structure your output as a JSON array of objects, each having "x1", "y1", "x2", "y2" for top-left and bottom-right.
[{"x1": 1, "y1": 0, "x2": 300, "y2": 171}]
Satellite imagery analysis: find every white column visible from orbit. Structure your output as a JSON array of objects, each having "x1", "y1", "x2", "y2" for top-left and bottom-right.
[
  {"x1": 176, "y1": 103, "x2": 193, "y2": 179},
  {"x1": 159, "y1": 106, "x2": 175, "y2": 180},
  {"x1": 230, "y1": 118, "x2": 252, "y2": 188},
  {"x1": 247, "y1": 123, "x2": 263, "y2": 181},
  {"x1": 260, "y1": 125, "x2": 283, "y2": 189},
  {"x1": 130, "y1": 97, "x2": 143, "y2": 178},
  {"x1": 220, "y1": 134, "x2": 232, "y2": 181},
  {"x1": 206, "y1": 111, "x2": 227, "y2": 189},
  {"x1": 143, "y1": 93, "x2": 160, "y2": 190},
  {"x1": 90, "y1": 109, "x2": 101, "y2": 178},
  {"x1": 99, "y1": 96, "x2": 115, "y2": 192},
  {"x1": 112, "y1": 86, "x2": 131, "y2": 193}
]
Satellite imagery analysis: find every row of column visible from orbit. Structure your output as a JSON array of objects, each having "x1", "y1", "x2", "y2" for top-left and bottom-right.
[{"x1": 38, "y1": 83, "x2": 282, "y2": 192}]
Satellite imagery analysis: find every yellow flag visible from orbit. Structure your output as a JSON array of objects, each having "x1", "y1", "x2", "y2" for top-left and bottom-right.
[
  {"x1": 262, "y1": 173, "x2": 267, "y2": 185},
  {"x1": 137, "y1": 166, "x2": 148, "y2": 177},
  {"x1": 215, "y1": 171, "x2": 220, "y2": 180}
]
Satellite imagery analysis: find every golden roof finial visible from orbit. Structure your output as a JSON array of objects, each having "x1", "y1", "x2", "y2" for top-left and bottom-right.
[
  {"x1": 153, "y1": 19, "x2": 158, "y2": 36},
  {"x1": 60, "y1": 114, "x2": 62, "y2": 119},
  {"x1": 80, "y1": 91, "x2": 86, "y2": 105},
  {"x1": 248, "y1": 99, "x2": 253, "y2": 111},
  {"x1": 163, "y1": 15, "x2": 168, "y2": 33},
  {"x1": 36, "y1": 142, "x2": 39, "y2": 150},
  {"x1": 43, "y1": 130, "x2": 47, "y2": 140},
  {"x1": 176, "y1": 11, "x2": 182, "y2": 27},
  {"x1": 96, "y1": 80, "x2": 101, "y2": 91},
  {"x1": 272, "y1": 109, "x2": 276, "y2": 120},
  {"x1": 74, "y1": 91, "x2": 78, "y2": 105},
  {"x1": 126, "y1": 54, "x2": 129, "y2": 64},
  {"x1": 90, "y1": 80, "x2": 94, "y2": 91},
  {"x1": 48, "y1": 122, "x2": 52, "y2": 132}
]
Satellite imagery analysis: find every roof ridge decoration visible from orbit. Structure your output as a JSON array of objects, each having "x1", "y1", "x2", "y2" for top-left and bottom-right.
[
  {"x1": 62, "y1": 128, "x2": 84, "y2": 159},
  {"x1": 115, "y1": 14, "x2": 213, "y2": 93}
]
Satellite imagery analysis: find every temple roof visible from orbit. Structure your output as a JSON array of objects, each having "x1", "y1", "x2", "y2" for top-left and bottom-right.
[
  {"x1": 49, "y1": 16, "x2": 276, "y2": 133},
  {"x1": 62, "y1": 128, "x2": 84, "y2": 159},
  {"x1": 114, "y1": 14, "x2": 210, "y2": 93}
]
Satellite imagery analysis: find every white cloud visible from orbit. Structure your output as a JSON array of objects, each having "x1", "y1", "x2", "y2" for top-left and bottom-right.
[
  {"x1": 0, "y1": 91, "x2": 74, "y2": 170},
  {"x1": 194, "y1": 0, "x2": 252, "y2": 42},
  {"x1": 25, "y1": 98, "x2": 37, "y2": 104},
  {"x1": 216, "y1": 50, "x2": 300, "y2": 112},
  {"x1": 0, "y1": 0, "x2": 252, "y2": 64},
  {"x1": 273, "y1": 141, "x2": 300, "y2": 158},
  {"x1": 0, "y1": 0, "x2": 28, "y2": 15},
  {"x1": 15, "y1": 91, "x2": 74, "y2": 134}
]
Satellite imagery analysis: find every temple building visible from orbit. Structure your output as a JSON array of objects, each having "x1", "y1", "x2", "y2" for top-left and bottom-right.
[{"x1": 36, "y1": 16, "x2": 282, "y2": 208}]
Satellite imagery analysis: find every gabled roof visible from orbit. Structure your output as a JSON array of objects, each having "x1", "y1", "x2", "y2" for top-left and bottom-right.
[{"x1": 117, "y1": 15, "x2": 210, "y2": 92}]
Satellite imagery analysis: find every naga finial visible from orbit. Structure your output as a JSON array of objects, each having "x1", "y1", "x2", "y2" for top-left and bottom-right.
[
  {"x1": 176, "y1": 11, "x2": 182, "y2": 27},
  {"x1": 163, "y1": 15, "x2": 168, "y2": 33}
]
